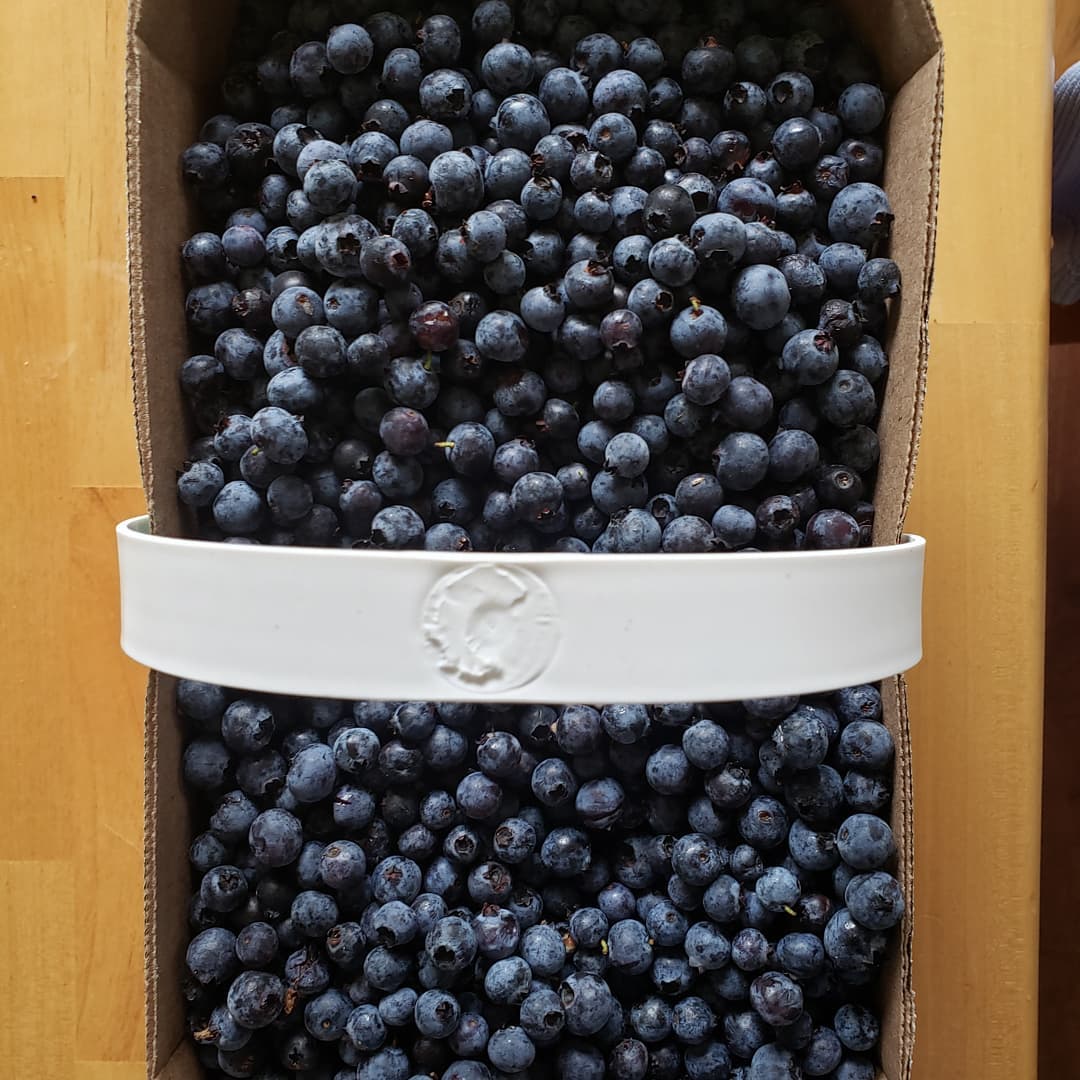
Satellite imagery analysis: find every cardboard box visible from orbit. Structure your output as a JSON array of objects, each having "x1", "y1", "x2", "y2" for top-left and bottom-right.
[{"x1": 125, "y1": 1, "x2": 942, "y2": 1076}]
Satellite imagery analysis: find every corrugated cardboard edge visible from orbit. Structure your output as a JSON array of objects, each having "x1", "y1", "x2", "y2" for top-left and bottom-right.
[
  {"x1": 899, "y1": 3, "x2": 944, "y2": 543},
  {"x1": 125, "y1": 0, "x2": 154, "y2": 535},
  {"x1": 123, "y1": 2, "x2": 157, "y2": 1073},
  {"x1": 141, "y1": 672, "x2": 164, "y2": 1077},
  {"x1": 897, "y1": 675, "x2": 917, "y2": 1080},
  {"x1": 879, "y1": 674, "x2": 917, "y2": 1080}
]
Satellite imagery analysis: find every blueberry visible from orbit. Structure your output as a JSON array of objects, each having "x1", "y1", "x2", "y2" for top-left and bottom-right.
[
  {"x1": 749, "y1": 1042, "x2": 800, "y2": 1079},
  {"x1": 197, "y1": 1001, "x2": 252, "y2": 1053},
  {"x1": 534, "y1": 66, "x2": 589, "y2": 125},
  {"x1": 487, "y1": 1025, "x2": 536, "y2": 1072},
  {"x1": 783, "y1": 764, "x2": 845, "y2": 827},
  {"x1": 729, "y1": 925, "x2": 769, "y2": 973},
  {"x1": 719, "y1": 1010, "x2": 767, "y2": 1063},
  {"x1": 732, "y1": 265, "x2": 791, "y2": 330},
  {"x1": 680, "y1": 37, "x2": 735, "y2": 93},
  {"x1": 541, "y1": 827, "x2": 591, "y2": 876},
  {"x1": 410, "y1": 988, "x2": 460, "y2": 1039},
  {"x1": 834, "y1": 1002, "x2": 881, "y2": 1053},
  {"x1": 836, "y1": 813, "x2": 896, "y2": 871},
  {"x1": 325, "y1": 22, "x2": 373, "y2": 75},
  {"x1": 718, "y1": 177, "x2": 777, "y2": 224},
  {"x1": 772, "y1": 116, "x2": 822, "y2": 169},
  {"x1": 844, "y1": 870, "x2": 905, "y2": 931},
  {"x1": 508, "y1": 471, "x2": 562, "y2": 526},
  {"x1": 738, "y1": 796, "x2": 789, "y2": 850},
  {"x1": 609, "y1": 1037, "x2": 649, "y2": 1080},
  {"x1": 684, "y1": 920, "x2": 731, "y2": 971},
  {"x1": 560, "y1": 972, "x2": 614, "y2": 1035},
  {"x1": 706, "y1": 504, "x2": 754, "y2": 552},
  {"x1": 181, "y1": 141, "x2": 230, "y2": 188},
  {"x1": 626, "y1": 996, "x2": 670, "y2": 1046},
  {"x1": 572, "y1": 776, "x2": 625, "y2": 828},
  {"x1": 208, "y1": 789, "x2": 258, "y2": 844},
  {"x1": 474, "y1": 310, "x2": 529, "y2": 365},
  {"x1": 824, "y1": 905, "x2": 891, "y2": 982},
  {"x1": 843, "y1": 769, "x2": 892, "y2": 814},
  {"x1": 767, "y1": 68, "x2": 816, "y2": 118},
  {"x1": 828, "y1": 182, "x2": 893, "y2": 247},
  {"x1": 800, "y1": 1026, "x2": 844, "y2": 1075},
  {"x1": 601, "y1": 703, "x2": 652, "y2": 745},
  {"x1": 483, "y1": 955, "x2": 532, "y2": 1005},
  {"x1": 224, "y1": 969, "x2": 285, "y2": 1031},
  {"x1": 298, "y1": 986, "x2": 351, "y2": 1043},
  {"x1": 712, "y1": 431, "x2": 768, "y2": 492},
  {"x1": 189, "y1": 830, "x2": 230, "y2": 875},
  {"x1": 449, "y1": 766, "x2": 503, "y2": 821},
  {"x1": 680, "y1": 719, "x2": 730, "y2": 771},
  {"x1": 839, "y1": 341, "x2": 887, "y2": 395},
  {"x1": 671, "y1": 833, "x2": 725, "y2": 886},
  {"x1": 494, "y1": 93, "x2": 551, "y2": 152},
  {"x1": 356, "y1": 1047, "x2": 411, "y2": 1080},
  {"x1": 837, "y1": 720, "x2": 894, "y2": 772},
  {"x1": 817, "y1": 370, "x2": 877, "y2": 428},
  {"x1": 644, "y1": 745, "x2": 692, "y2": 796},
  {"x1": 603, "y1": 507, "x2": 660, "y2": 552},
  {"x1": 186, "y1": 927, "x2": 239, "y2": 986},
  {"x1": 652, "y1": 505, "x2": 704, "y2": 548},
  {"x1": 838, "y1": 134, "x2": 885, "y2": 182},
  {"x1": 565, "y1": 258, "x2": 616, "y2": 309},
  {"x1": 838, "y1": 81, "x2": 887, "y2": 134},
  {"x1": 177, "y1": 458, "x2": 226, "y2": 508},
  {"x1": 665, "y1": 995, "x2": 714, "y2": 1047},
  {"x1": 769, "y1": 710, "x2": 827, "y2": 773},
  {"x1": 776, "y1": 329, "x2": 837, "y2": 389},
  {"x1": 341, "y1": 1000, "x2": 389, "y2": 1055},
  {"x1": 650, "y1": 953, "x2": 693, "y2": 998},
  {"x1": 187, "y1": 281, "x2": 239, "y2": 338},
  {"x1": 833, "y1": 1057, "x2": 877, "y2": 1080}
]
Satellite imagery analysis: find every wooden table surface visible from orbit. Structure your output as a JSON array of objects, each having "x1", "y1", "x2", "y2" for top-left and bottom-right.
[{"x1": 0, "y1": 0, "x2": 1051, "y2": 1077}]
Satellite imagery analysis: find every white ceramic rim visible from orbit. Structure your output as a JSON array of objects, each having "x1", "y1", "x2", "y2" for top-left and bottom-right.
[{"x1": 117, "y1": 516, "x2": 924, "y2": 704}]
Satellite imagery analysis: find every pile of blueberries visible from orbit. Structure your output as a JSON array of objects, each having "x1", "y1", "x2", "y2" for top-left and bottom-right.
[
  {"x1": 183, "y1": 681, "x2": 903, "y2": 1079},
  {"x1": 176, "y1": 0, "x2": 899, "y2": 554},
  {"x1": 176, "y1": 2, "x2": 906, "y2": 1077}
]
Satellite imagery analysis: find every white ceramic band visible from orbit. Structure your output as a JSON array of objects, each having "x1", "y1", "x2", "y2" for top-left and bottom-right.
[{"x1": 116, "y1": 517, "x2": 924, "y2": 704}]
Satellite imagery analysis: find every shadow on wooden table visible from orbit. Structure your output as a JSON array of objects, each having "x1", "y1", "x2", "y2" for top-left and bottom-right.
[{"x1": 1043, "y1": 326, "x2": 1080, "y2": 1075}]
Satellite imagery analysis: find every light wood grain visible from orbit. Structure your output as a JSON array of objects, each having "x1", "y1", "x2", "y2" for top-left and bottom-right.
[
  {"x1": 0, "y1": 1, "x2": 1051, "y2": 1079},
  {"x1": 0, "y1": 863, "x2": 75, "y2": 1078},
  {"x1": 905, "y1": 2, "x2": 1051, "y2": 1078},
  {"x1": 69, "y1": 486, "x2": 150, "y2": 1063},
  {"x1": 0, "y1": 177, "x2": 75, "y2": 863},
  {"x1": 0, "y1": 1, "x2": 148, "y2": 1076}
]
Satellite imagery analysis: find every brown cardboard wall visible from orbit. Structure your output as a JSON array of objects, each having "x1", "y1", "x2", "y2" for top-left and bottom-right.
[
  {"x1": 880, "y1": 676, "x2": 916, "y2": 1080},
  {"x1": 835, "y1": 0, "x2": 940, "y2": 90},
  {"x1": 143, "y1": 673, "x2": 190, "y2": 1075},
  {"x1": 872, "y1": 52, "x2": 943, "y2": 544},
  {"x1": 125, "y1": 1, "x2": 941, "y2": 1077},
  {"x1": 128, "y1": 0, "x2": 238, "y2": 540}
]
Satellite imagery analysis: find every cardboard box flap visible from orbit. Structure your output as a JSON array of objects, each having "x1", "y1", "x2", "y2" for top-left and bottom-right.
[
  {"x1": 880, "y1": 675, "x2": 918, "y2": 1080},
  {"x1": 875, "y1": 49, "x2": 945, "y2": 544},
  {"x1": 126, "y1": 0, "x2": 235, "y2": 543}
]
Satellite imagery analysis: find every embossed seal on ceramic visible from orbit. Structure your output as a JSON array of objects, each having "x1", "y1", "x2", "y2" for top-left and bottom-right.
[{"x1": 422, "y1": 564, "x2": 559, "y2": 692}]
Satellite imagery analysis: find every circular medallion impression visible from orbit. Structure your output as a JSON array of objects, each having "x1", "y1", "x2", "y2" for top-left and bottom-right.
[{"x1": 421, "y1": 563, "x2": 560, "y2": 693}]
